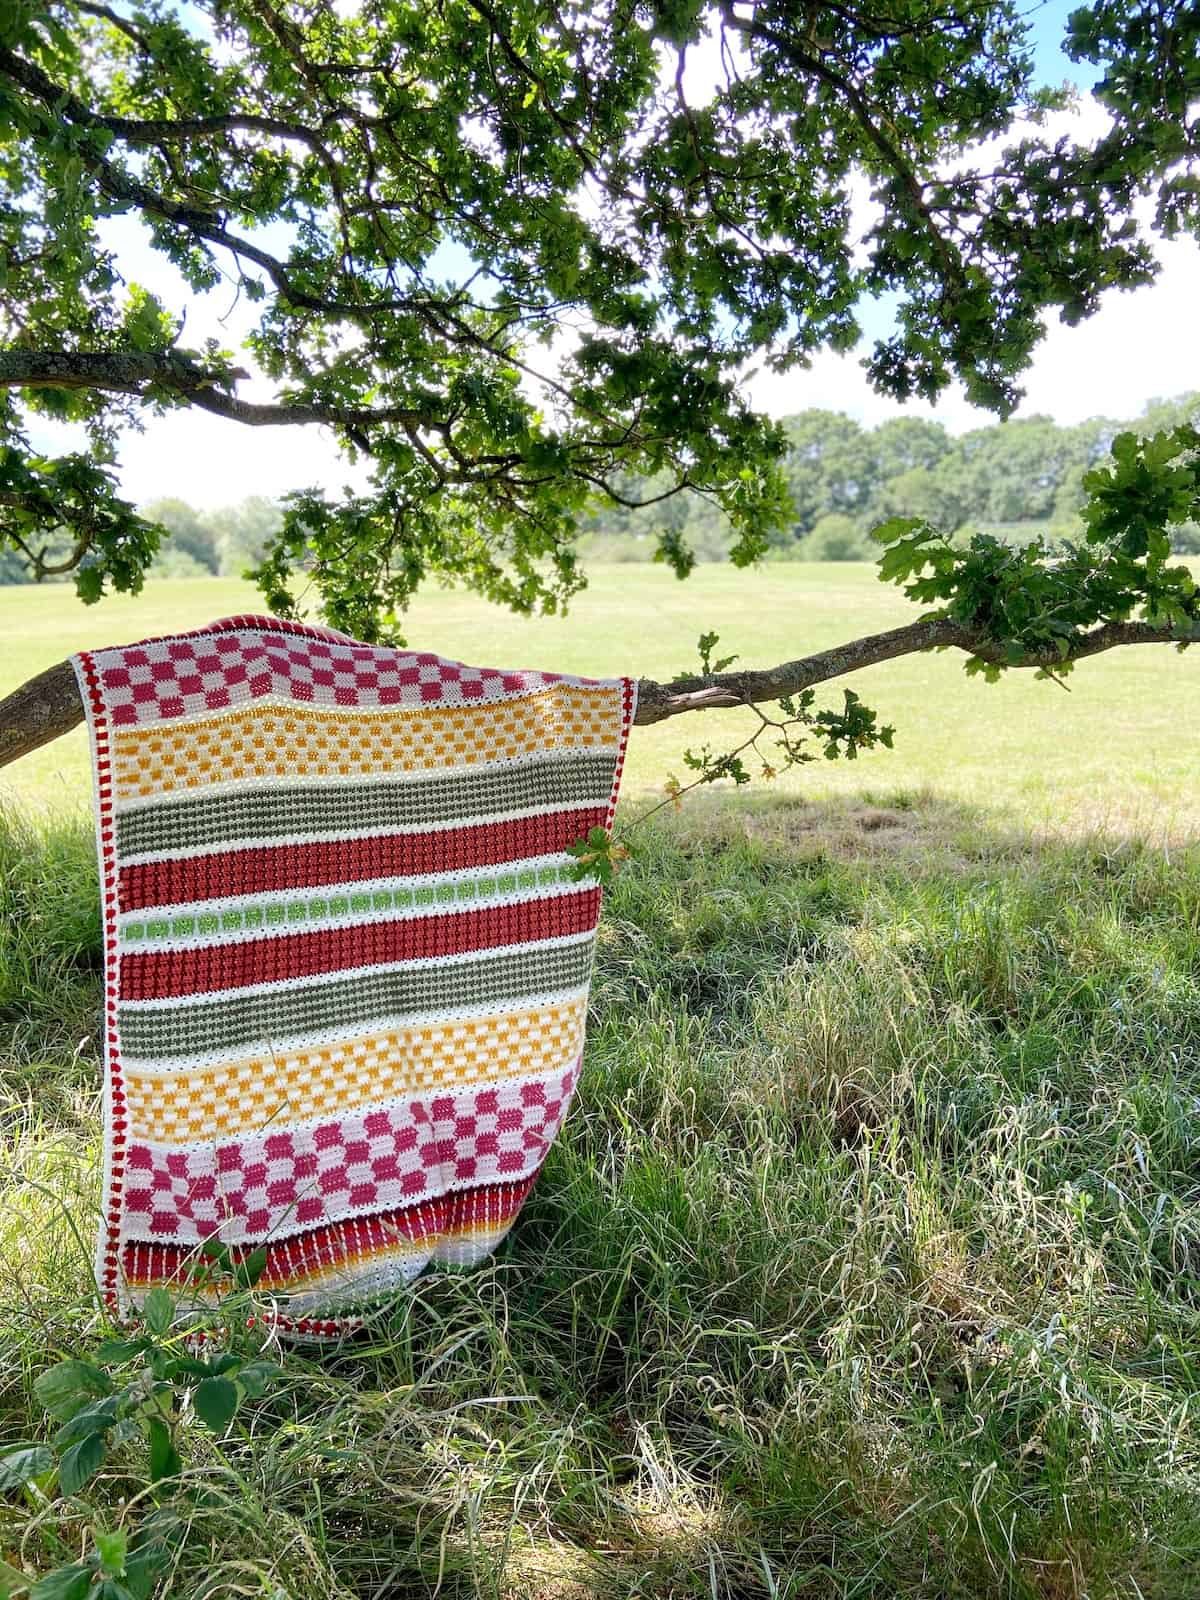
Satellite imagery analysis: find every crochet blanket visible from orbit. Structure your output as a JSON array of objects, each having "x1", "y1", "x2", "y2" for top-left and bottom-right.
[{"x1": 73, "y1": 615, "x2": 636, "y2": 1338}]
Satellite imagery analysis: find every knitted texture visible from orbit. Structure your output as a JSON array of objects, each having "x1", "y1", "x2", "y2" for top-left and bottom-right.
[{"x1": 73, "y1": 615, "x2": 636, "y2": 1338}]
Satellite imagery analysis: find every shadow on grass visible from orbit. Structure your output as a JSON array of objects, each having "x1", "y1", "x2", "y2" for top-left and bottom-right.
[{"x1": 1, "y1": 792, "x2": 1199, "y2": 1597}]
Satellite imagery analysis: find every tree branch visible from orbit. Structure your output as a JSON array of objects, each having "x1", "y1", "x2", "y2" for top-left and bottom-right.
[
  {"x1": 1, "y1": 618, "x2": 1184, "y2": 769},
  {"x1": 0, "y1": 350, "x2": 436, "y2": 428}
]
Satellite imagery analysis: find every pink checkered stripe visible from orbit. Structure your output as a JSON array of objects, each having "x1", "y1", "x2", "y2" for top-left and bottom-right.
[
  {"x1": 90, "y1": 620, "x2": 594, "y2": 728},
  {"x1": 122, "y1": 1061, "x2": 578, "y2": 1245}
]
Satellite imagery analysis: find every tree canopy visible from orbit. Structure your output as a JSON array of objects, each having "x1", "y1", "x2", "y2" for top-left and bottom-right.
[{"x1": 1, "y1": 0, "x2": 1198, "y2": 640}]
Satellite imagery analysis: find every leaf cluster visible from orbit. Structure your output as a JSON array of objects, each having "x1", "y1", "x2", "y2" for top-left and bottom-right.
[
  {"x1": 871, "y1": 425, "x2": 1200, "y2": 679},
  {"x1": 0, "y1": 1276, "x2": 283, "y2": 1600}
]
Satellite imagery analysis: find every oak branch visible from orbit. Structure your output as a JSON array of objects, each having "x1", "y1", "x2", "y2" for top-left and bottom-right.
[{"x1": 0, "y1": 618, "x2": 1179, "y2": 770}]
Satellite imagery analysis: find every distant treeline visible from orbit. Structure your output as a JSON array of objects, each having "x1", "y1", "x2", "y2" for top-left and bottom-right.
[
  {"x1": 4, "y1": 393, "x2": 1197, "y2": 585},
  {"x1": 577, "y1": 390, "x2": 1200, "y2": 562}
]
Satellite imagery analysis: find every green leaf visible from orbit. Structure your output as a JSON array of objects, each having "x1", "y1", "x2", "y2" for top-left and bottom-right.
[
  {"x1": 155, "y1": 1356, "x2": 207, "y2": 1381},
  {"x1": 146, "y1": 1418, "x2": 180, "y2": 1485},
  {"x1": 122, "y1": 1511, "x2": 183, "y2": 1600},
  {"x1": 94, "y1": 1340, "x2": 149, "y2": 1366},
  {"x1": 75, "y1": 566, "x2": 103, "y2": 604},
  {"x1": 93, "y1": 1528, "x2": 127, "y2": 1578},
  {"x1": 235, "y1": 1361, "x2": 282, "y2": 1400},
  {"x1": 233, "y1": 1247, "x2": 268, "y2": 1289},
  {"x1": 30, "y1": 1565, "x2": 92, "y2": 1600},
  {"x1": 58, "y1": 1430, "x2": 108, "y2": 1495},
  {"x1": 34, "y1": 1361, "x2": 112, "y2": 1422},
  {"x1": 870, "y1": 516, "x2": 925, "y2": 546},
  {"x1": 0, "y1": 1443, "x2": 53, "y2": 1491},
  {"x1": 0, "y1": 1557, "x2": 31, "y2": 1596},
  {"x1": 94, "y1": 1583, "x2": 138, "y2": 1600},
  {"x1": 141, "y1": 1288, "x2": 175, "y2": 1336},
  {"x1": 53, "y1": 1396, "x2": 118, "y2": 1449},
  {"x1": 193, "y1": 1377, "x2": 238, "y2": 1435}
]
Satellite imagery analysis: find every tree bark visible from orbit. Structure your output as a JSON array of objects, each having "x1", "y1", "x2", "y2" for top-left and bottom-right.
[{"x1": 0, "y1": 617, "x2": 1183, "y2": 770}]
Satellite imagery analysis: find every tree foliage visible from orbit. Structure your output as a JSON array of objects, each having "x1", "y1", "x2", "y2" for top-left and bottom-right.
[
  {"x1": 0, "y1": 0, "x2": 1197, "y2": 639},
  {"x1": 873, "y1": 423, "x2": 1200, "y2": 679}
]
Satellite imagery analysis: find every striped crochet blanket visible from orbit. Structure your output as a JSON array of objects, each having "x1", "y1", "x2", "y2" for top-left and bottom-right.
[{"x1": 73, "y1": 615, "x2": 636, "y2": 1338}]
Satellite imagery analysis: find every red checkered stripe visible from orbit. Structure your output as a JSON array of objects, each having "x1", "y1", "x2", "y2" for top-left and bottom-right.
[
  {"x1": 123, "y1": 1060, "x2": 578, "y2": 1245},
  {"x1": 77, "y1": 618, "x2": 638, "y2": 1339},
  {"x1": 89, "y1": 613, "x2": 607, "y2": 727},
  {"x1": 123, "y1": 1172, "x2": 541, "y2": 1306}
]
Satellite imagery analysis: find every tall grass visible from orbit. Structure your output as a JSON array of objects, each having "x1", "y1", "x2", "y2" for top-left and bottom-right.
[{"x1": 0, "y1": 793, "x2": 1198, "y2": 1597}]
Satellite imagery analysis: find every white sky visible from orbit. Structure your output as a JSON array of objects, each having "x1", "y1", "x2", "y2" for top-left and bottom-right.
[{"x1": 24, "y1": 15, "x2": 1200, "y2": 509}]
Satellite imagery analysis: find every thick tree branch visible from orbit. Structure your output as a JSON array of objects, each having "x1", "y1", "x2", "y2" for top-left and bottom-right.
[
  {"x1": 0, "y1": 350, "x2": 436, "y2": 428},
  {"x1": 0, "y1": 618, "x2": 1184, "y2": 770}
]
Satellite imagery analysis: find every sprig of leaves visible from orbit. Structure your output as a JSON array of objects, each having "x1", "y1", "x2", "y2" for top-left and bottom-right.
[
  {"x1": 0, "y1": 1274, "x2": 283, "y2": 1599},
  {"x1": 871, "y1": 425, "x2": 1200, "y2": 680},
  {"x1": 634, "y1": 634, "x2": 897, "y2": 826},
  {"x1": 564, "y1": 825, "x2": 630, "y2": 886}
]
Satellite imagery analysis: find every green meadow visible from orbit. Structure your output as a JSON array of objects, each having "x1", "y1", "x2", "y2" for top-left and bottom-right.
[
  {"x1": 4, "y1": 563, "x2": 1199, "y2": 833},
  {"x1": 1, "y1": 565, "x2": 1199, "y2": 1597}
]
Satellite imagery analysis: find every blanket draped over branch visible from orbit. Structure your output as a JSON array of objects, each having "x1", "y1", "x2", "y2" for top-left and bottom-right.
[
  {"x1": 0, "y1": 618, "x2": 1180, "y2": 771},
  {"x1": 73, "y1": 615, "x2": 638, "y2": 1336}
]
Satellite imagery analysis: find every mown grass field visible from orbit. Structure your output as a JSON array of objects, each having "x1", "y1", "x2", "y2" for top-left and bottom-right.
[
  {"x1": 1, "y1": 566, "x2": 1199, "y2": 1598},
  {"x1": 3, "y1": 563, "x2": 1200, "y2": 833}
]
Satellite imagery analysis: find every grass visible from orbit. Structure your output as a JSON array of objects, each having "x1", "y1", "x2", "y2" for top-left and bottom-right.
[
  {"x1": 2, "y1": 564, "x2": 1200, "y2": 835},
  {"x1": 2, "y1": 568, "x2": 1200, "y2": 1595},
  {"x1": 1, "y1": 791, "x2": 1199, "y2": 1597}
]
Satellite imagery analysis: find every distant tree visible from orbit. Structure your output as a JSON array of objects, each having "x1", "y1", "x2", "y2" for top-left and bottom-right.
[
  {"x1": 802, "y1": 513, "x2": 873, "y2": 561},
  {"x1": 781, "y1": 413, "x2": 876, "y2": 538},
  {"x1": 875, "y1": 457, "x2": 974, "y2": 533},
  {"x1": 209, "y1": 496, "x2": 285, "y2": 577},
  {"x1": 141, "y1": 498, "x2": 221, "y2": 575},
  {"x1": 870, "y1": 417, "x2": 952, "y2": 483}
]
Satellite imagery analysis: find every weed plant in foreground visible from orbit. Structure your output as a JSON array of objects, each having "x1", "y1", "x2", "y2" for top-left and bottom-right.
[{"x1": 0, "y1": 795, "x2": 1198, "y2": 1598}]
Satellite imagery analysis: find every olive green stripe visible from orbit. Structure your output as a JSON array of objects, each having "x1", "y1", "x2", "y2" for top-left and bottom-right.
[
  {"x1": 116, "y1": 937, "x2": 595, "y2": 1063},
  {"x1": 120, "y1": 860, "x2": 586, "y2": 945},
  {"x1": 116, "y1": 750, "x2": 617, "y2": 858}
]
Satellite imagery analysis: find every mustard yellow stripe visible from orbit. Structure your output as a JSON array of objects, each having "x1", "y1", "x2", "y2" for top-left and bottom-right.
[
  {"x1": 124, "y1": 997, "x2": 587, "y2": 1144},
  {"x1": 110, "y1": 684, "x2": 623, "y2": 802}
]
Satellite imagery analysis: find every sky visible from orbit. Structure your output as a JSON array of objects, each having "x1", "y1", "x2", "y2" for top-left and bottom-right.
[{"x1": 35, "y1": 0, "x2": 1200, "y2": 509}]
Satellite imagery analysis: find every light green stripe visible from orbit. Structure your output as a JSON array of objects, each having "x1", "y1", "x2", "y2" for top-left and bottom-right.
[{"x1": 120, "y1": 861, "x2": 586, "y2": 945}]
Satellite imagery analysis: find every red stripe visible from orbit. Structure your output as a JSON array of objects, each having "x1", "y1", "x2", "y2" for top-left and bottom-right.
[
  {"x1": 119, "y1": 886, "x2": 601, "y2": 1000},
  {"x1": 118, "y1": 806, "x2": 608, "y2": 912},
  {"x1": 121, "y1": 1173, "x2": 537, "y2": 1289}
]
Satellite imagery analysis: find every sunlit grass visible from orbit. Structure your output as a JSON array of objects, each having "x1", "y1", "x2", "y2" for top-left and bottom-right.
[{"x1": 3, "y1": 564, "x2": 1199, "y2": 836}]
